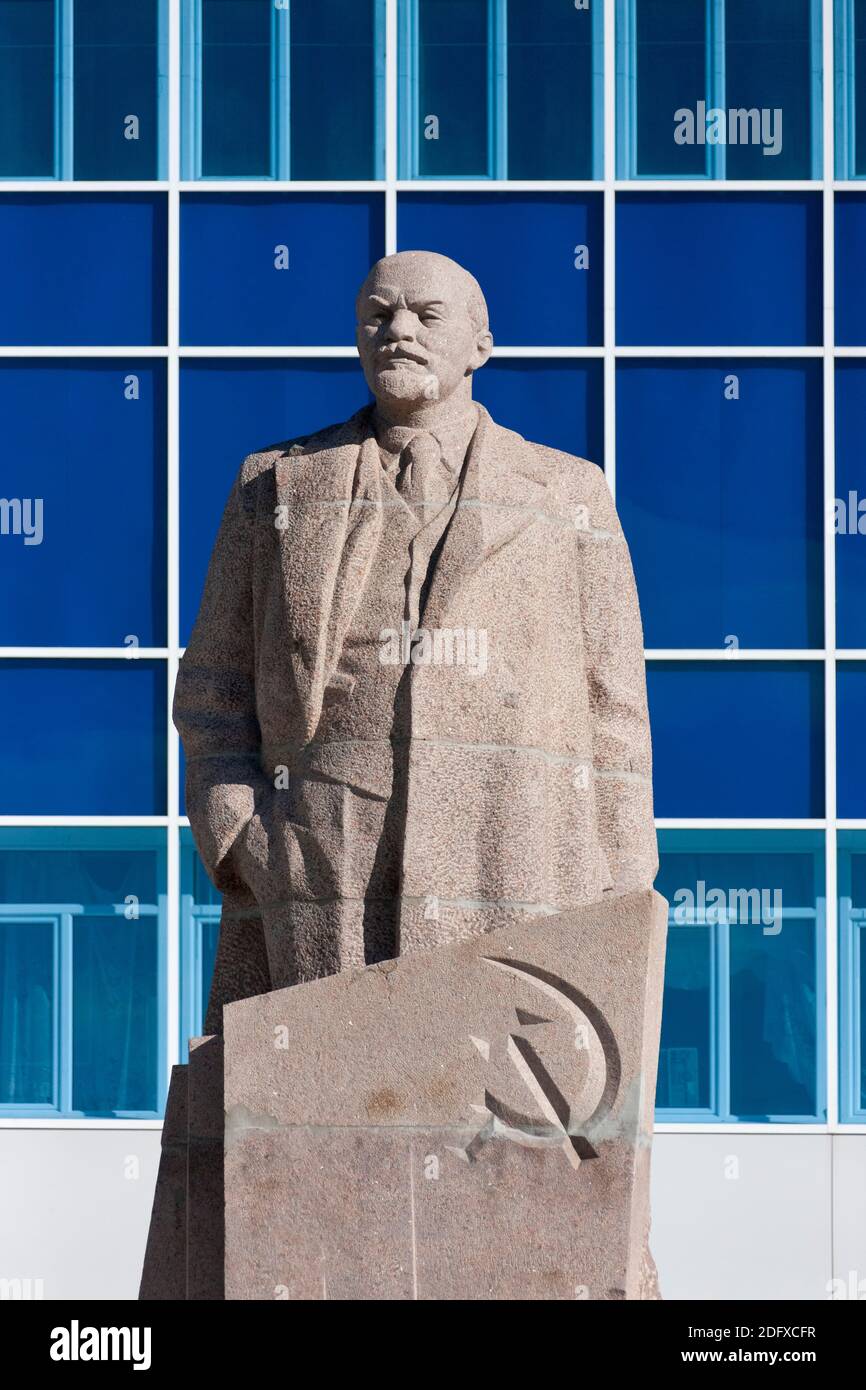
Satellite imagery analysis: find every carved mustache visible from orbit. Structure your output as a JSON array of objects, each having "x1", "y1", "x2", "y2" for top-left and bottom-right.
[{"x1": 376, "y1": 348, "x2": 429, "y2": 367}]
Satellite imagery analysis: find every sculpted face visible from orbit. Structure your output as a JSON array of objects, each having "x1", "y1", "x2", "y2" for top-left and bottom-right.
[{"x1": 355, "y1": 251, "x2": 493, "y2": 417}]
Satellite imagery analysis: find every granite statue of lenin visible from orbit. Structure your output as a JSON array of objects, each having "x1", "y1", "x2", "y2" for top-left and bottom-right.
[{"x1": 175, "y1": 251, "x2": 658, "y2": 1030}]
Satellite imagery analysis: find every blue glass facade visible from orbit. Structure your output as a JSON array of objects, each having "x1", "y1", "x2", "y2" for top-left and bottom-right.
[{"x1": 0, "y1": 0, "x2": 863, "y2": 1127}]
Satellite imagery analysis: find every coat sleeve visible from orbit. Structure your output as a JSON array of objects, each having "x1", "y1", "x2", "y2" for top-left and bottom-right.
[
  {"x1": 577, "y1": 463, "x2": 658, "y2": 894},
  {"x1": 173, "y1": 461, "x2": 273, "y2": 896}
]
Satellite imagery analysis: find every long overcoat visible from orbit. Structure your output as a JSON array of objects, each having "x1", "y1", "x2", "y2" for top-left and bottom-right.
[{"x1": 173, "y1": 403, "x2": 658, "y2": 1030}]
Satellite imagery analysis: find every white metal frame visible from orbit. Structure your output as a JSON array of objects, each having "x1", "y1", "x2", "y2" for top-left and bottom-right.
[{"x1": 0, "y1": 0, "x2": 862, "y2": 1133}]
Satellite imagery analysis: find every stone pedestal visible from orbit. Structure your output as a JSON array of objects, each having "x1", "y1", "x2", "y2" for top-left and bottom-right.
[
  {"x1": 223, "y1": 888, "x2": 667, "y2": 1301},
  {"x1": 140, "y1": 889, "x2": 666, "y2": 1300}
]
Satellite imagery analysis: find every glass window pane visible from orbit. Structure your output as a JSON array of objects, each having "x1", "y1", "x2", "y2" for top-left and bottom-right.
[
  {"x1": 180, "y1": 193, "x2": 385, "y2": 346},
  {"x1": 617, "y1": 360, "x2": 823, "y2": 649},
  {"x1": 0, "y1": 830, "x2": 164, "y2": 1117},
  {"x1": 635, "y1": 0, "x2": 706, "y2": 176},
  {"x1": 0, "y1": 917, "x2": 54, "y2": 1105},
  {"x1": 835, "y1": 362, "x2": 866, "y2": 647},
  {"x1": 647, "y1": 663, "x2": 824, "y2": 819},
  {"x1": 857, "y1": 0, "x2": 866, "y2": 176},
  {"x1": 730, "y1": 917, "x2": 817, "y2": 1118},
  {"x1": 0, "y1": 362, "x2": 166, "y2": 646},
  {"x1": 417, "y1": 0, "x2": 488, "y2": 176},
  {"x1": 180, "y1": 359, "x2": 370, "y2": 643},
  {"x1": 0, "y1": 0, "x2": 54, "y2": 177},
  {"x1": 473, "y1": 360, "x2": 604, "y2": 463},
  {"x1": 836, "y1": 195, "x2": 866, "y2": 347},
  {"x1": 656, "y1": 921, "x2": 711, "y2": 1110},
  {"x1": 201, "y1": 0, "x2": 272, "y2": 177},
  {"x1": 838, "y1": 664, "x2": 866, "y2": 819},
  {"x1": 73, "y1": 913, "x2": 158, "y2": 1114},
  {"x1": 725, "y1": 0, "x2": 812, "y2": 180},
  {"x1": 0, "y1": 662, "x2": 167, "y2": 816},
  {"x1": 616, "y1": 193, "x2": 822, "y2": 347},
  {"x1": 507, "y1": 0, "x2": 594, "y2": 179},
  {"x1": 397, "y1": 192, "x2": 603, "y2": 346},
  {"x1": 859, "y1": 924, "x2": 866, "y2": 1112},
  {"x1": 657, "y1": 834, "x2": 823, "y2": 1122},
  {"x1": 73, "y1": 0, "x2": 161, "y2": 179},
  {"x1": 290, "y1": 0, "x2": 378, "y2": 179},
  {"x1": 0, "y1": 194, "x2": 167, "y2": 346}
]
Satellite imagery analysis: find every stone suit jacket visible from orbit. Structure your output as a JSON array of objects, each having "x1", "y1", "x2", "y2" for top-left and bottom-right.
[{"x1": 174, "y1": 402, "x2": 658, "y2": 1028}]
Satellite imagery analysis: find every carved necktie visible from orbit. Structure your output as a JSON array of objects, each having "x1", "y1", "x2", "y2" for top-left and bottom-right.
[{"x1": 397, "y1": 432, "x2": 454, "y2": 519}]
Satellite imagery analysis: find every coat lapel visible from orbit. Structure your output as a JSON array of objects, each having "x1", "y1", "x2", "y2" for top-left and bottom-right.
[
  {"x1": 275, "y1": 406, "x2": 383, "y2": 739},
  {"x1": 421, "y1": 404, "x2": 550, "y2": 630}
]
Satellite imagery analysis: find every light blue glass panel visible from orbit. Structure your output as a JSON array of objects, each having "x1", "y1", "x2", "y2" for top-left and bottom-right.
[
  {"x1": 0, "y1": 917, "x2": 54, "y2": 1105},
  {"x1": 290, "y1": 0, "x2": 379, "y2": 178},
  {"x1": 730, "y1": 917, "x2": 817, "y2": 1118},
  {"x1": 72, "y1": 913, "x2": 158, "y2": 1114},
  {"x1": 417, "y1": 0, "x2": 488, "y2": 176},
  {"x1": 201, "y1": 0, "x2": 271, "y2": 177},
  {"x1": 634, "y1": 0, "x2": 706, "y2": 176},
  {"x1": 507, "y1": 0, "x2": 594, "y2": 178},
  {"x1": 73, "y1": 0, "x2": 161, "y2": 179},
  {"x1": 725, "y1": 0, "x2": 814, "y2": 179},
  {"x1": 0, "y1": 0, "x2": 54, "y2": 177},
  {"x1": 857, "y1": 0, "x2": 866, "y2": 174},
  {"x1": 655, "y1": 920, "x2": 711, "y2": 1110},
  {"x1": 656, "y1": 833, "x2": 824, "y2": 1122},
  {"x1": 0, "y1": 829, "x2": 164, "y2": 1117}
]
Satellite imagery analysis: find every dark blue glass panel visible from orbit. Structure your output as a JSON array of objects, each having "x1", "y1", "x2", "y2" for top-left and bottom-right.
[
  {"x1": 656, "y1": 920, "x2": 711, "y2": 1109},
  {"x1": 179, "y1": 359, "x2": 370, "y2": 641},
  {"x1": 836, "y1": 195, "x2": 866, "y2": 347},
  {"x1": 201, "y1": 0, "x2": 271, "y2": 177},
  {"x1": 617, "y1": 360, "x2": 823, "y2": 648},
  {"x1": 857, "y1": 0, "x2": 866, "y2": 175},
  {"x1": 836, "y1": 362, "x2": 866, "y2": 647},
  {"x1": 647, "y1": 663, "x2": 824, "y2": 818},
  {"x1": 74, "y1": 0, "x2": 161, "y2": 179},
  {"x1": 180, "y1": 194, "x2": 385, "y2": 346},
  {"x1": 397, "y1": 193, "x2": 603, "y2": 346},
  {"x1": 73, "y1": 914, "x2": 158, "y2": 1114},
  {"x1": 0, "y1": 662, "x2": 166, "y2": 815},
  {"x1": 0, "y1": 917, "x2": 53, "y2": 1105},
  {"x1": 634, "y1": 0, "x2": 706, "y2": 176},
  {"x1": 838, "y1": 664, "x2": 866, "y2": 818},
  {"x1": 0, "y1": 0, "x2": 53, "y2": 176},
  {"x1": 507, "y1": 0, "x2": 594, "y2": 179},
  {"x1": 290, "y1": 0, "x2": 378, "y2": 179},
  {"x1": 0, "y1": 195, "x2": 167, "y2": 346},
  {"x1": 0, "y1": 362, "x2": 166, "y2": 645},
  {"x1": 417, "y1": 0, "x2": 488, "y2": 176},
  {"x1": 730, "y1": 916, "x2": 817, "y2": 1117},
  {"x1": 473, "y1": 359, "x2": 603, "y2": 463},
  {"x1": 725, "y1": 0, "x2": 813, "y2": 179},
  {"x1": 616, "y1": 194, "x2": 822, "y2": 346}
]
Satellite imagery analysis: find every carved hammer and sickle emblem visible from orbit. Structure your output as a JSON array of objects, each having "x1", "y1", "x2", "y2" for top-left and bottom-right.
[{"x1": 447, "y1": 958, "x2": 621, "y2": 1170}]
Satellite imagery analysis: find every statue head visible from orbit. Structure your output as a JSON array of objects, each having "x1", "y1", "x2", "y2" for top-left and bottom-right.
[{"x1": 355, "y1": 251, "x2": 493, "y2": 419}]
